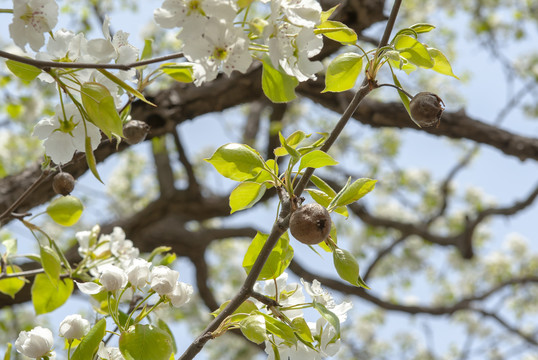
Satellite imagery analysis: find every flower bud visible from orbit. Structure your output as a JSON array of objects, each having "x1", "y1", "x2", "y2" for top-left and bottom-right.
[
  {"x1": 168, "y1": 282, "x2": 193, "y2": 308},
  {"x1": 99, "y1": 264, "x2": 128, "y2": 292},
  {"x1": 59, "y1": 314, "x2": 90, "y2": 340},
  {"x1": 150, "y1": 265, "x2": 179, "y2": 295},
  {"x1": 15, "y1": 326, "x2": 54, "y2": 358},
  {"x1": 409, "y1": 92, "x2": 445, "y2": 128},
  {"x1": 126, "y1": 258, "x2": 151, "y2": 288},
  {"x1": 123, "y1": 120, "x2": 150, "y2": 145}
]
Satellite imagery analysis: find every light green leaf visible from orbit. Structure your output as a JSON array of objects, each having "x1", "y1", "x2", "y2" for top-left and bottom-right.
[
  {"x1": 389, "y1": 69, "x2": 422, "y2": 127},
  {"x1": 260, "y1": 313, "x2": 296, "y2": 344},
  {"x1": 394, "y1": 35, "x2": 434, "y2": 68},
  {"x1": 5, "y1": 60, "x2": 41, "y2": 82},
  {"x1": 323, "y1": 53, "x2": 363, "y2": 93},
  {"x1": 40, "y1": 245, "x2": 61, "y2": 284},
  {"x1": 119, "y1": 324, "x2": 173, "y2": 360},
  {"x1": 242, "y1": 232, "x2": 294, "y2": 280},
  {"x1": 240, "y1": 314, "x2": 267, "y2": 344},
  {"x1": 0, "y1": 265, "x2": 25, "y2": 298},
  {"x1": 333, "y1": 248, "x2": 369, "y2": 289},
  {"x1": 31, "y1": 274, "x2": 73, "y2": 314},
  {"x1": 160, "y1": 63, "x2": 194, "y2": 83},
  {"x1": 278, "y1": 132, "x2": 301, "y2": 161},
  {"x1": 141, "y1": 39, "x2": 153, "y2": 60},
  {"x1": 2, "y1": 238, "x2": 17, "y2": 256},
  {"x1": 427, "y1": 48, "x2": 459, "y2": 79},
  {"x1": 3, "y1": 343, "x2": 12, "y2": 360},
  {"x1": 286, "y1": 131, "x2": 307, "y2": 146},
  {"x1": 71, "y1": 318, "x2": 106, "y2": 360},
  {"x1": 157, "y1": 319, "x2": 178, "y2": 354},
  {"x1": 205, "y1": 143, "x2": 264, "y2": 181},
  {"x1": 320, "y1": 5, "x2": 339, "y2": 22},
  {"x1": 291, "y1": 317, "x2": 314, "y2": 343},
  {"x1": 229, "y1": 181, "x2": 266, "y2": 214},
  {"x1": 97, "y1": 69, "x2": 156, "y2": 106},
  {"x1": 307, "y1": 189, "x2": 348, "y2": 218},
  {"x1": 211, "y1": 299, "x2": 258, "y2": 318},
  {"x1": 316, "y1": 21, "x2": 358, "y2": 44},
  {"x1": 298, "y1": 150, "x2": 338, "y2": 172},
  {"x1": 261, "y1": 57, "x2": 298, "y2": 103},
  {"x1": 410, "y1": 23, "x2": 436, "y2": 33},
  {"x1": 81, "y1": 82, "x2": 124, "y2": 140},
  {"x1": 85, "y1": 136, "x2": 103, "y2": 183},
  {"x1": 312, "y1": 302, "x2": 341, "y2": 342},
  {"x1": 46, "y1": 195, "x2": 84, "y2": 227},
  {"x1": 330, "y1": 178, "x2": 377, "y2": 209}
]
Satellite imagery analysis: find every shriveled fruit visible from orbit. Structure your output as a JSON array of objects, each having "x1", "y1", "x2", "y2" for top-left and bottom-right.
[
  {"x1": 123, "y1": 120, "x2": 150, "y2": 145},
  {"x1": 409, "y1": 92, "x2": 445, "y2": 128},
  {"x1": 289, "y1": 203, "x2": 331, "y2": 245},
  {"x1": 52, "y1": 172, "x2": 75, "y2": 196}
]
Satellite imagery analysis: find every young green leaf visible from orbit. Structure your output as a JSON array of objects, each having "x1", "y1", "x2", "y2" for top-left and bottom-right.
[
  {"x1": 261, "y1": 57, "x2": 298, "y2": 103},
  {"x1": 410, "y1": 23, "x2": 436, "y2": 33},
  {"x1": 316, "y1": 21, "x2": 358, "y2": 44},
  {"x1": 320, "y1": 5, "x2": 339, "y2": 22},
  {"x1": 240, "y1": 314, "x2": 267, "y2": 344},
  {"x1": 390, "y1": 69, "x2": 422, "y2": 127},
  {"x1": 211, "y1": 299, "x2": 258, "y2": 318},
  {"x1": 394, "y1": 35, "x2": 434, "y2": 68},
  {"x1": 242, "y1": 232, "x2": 294, "y2": 280},
  {"x1": 71, "y1": 318, "x2": 106, "y2": 360},
  {"x1": 205, "y1": 143, "x2": 265, "y2": 181},
  {"x1": 310, "y1": 175, "x2": 337, "y2": 197},
  {"x1": 159, "y1": 63, "x2": 194, "y2": 83},
  {"x1": 119, "y1": 324, "x2": 174, "y2": 360},
  {"x1": 40, "y1": 245, "x2": 61, "y2": 284},
  {"x1": 5, "y1": 60, "x2": 41, "y2": 82},
  {"x1": 81, "y1": 82, "x2": 124, "y2": 140},
  {"x1": 229, "y1": 181, "x2": 266, "y2": 214},
  {"x1": 97, "y1": 69, "x2": 156, "y2": 106},
  {"x1": 31, "y1": 274, "x2": 73, "y2": 314},
  {"x1": 298, "y1": 150, "x2": 338, "y2": 171},
  {"x1": 3, "y1": 343, "x2": 11, "y2": 360},
  {"x1": 260, "y1": 313, "x2": 296, "y2": 344},
  {"x1": 330, "y1": 178, "x2": 376, "y2": 209},
  {"x1": 427, "y1": 48, "x2": 459, "y2": 79},
  {"x1": 312, "y1": 302, "x2": 341, "y2": 342},
  {"x1": 46, "y1": 195, "x2": 84, "y2": 227},
  {"x1": 85, "y1": 136, "x2": 103, "y2": 183},
  {"x1": 323, "y1": 53, "x2": 363, "y2": 93},
  {"x1": 333, "y1": 248, "x2": 369, "y2": 289},
  {"x1": 0, "y1": 265, "x2": 25, "y2": 298},
  {"x1": 141, "y1": 39, "x2": 153, "y2": 60},
  {"x1": 291, "y1": 317, "x2": 314, "y2": 343}
]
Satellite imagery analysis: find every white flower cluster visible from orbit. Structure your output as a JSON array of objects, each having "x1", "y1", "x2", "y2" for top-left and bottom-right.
[
  {"x1": 255, "y1": 273, "x2": 352, "y2": 359},
  {"x1": 154, "y1": 0, "x2": 324, "y2": 85},
  {"x1": 75, "y1": 226, "x2": 193, "y2": 308}
]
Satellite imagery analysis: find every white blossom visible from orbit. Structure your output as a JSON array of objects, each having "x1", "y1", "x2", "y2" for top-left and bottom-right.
[
  {"x1": 59, "y1": 314, "x2": 90, "y2": 340},
  {"x1": 154, "y1": 0, "x2": 237, "y2": 32},
  {"x1": 168, "y1": 282, "x2": 193, "y2": 307},
  {"x1": 97, "y1": 342, "x2": 125, "y2": 360},
  {"x1": 150, "y1": 265, "x2": 179, "y2": 295},
  {"x1": 15, "y1": 326, "x2": 54, "y2": 358},
  {"x1": 274, "y1": 0, "x2": 322, "y2": 27},
  {"x1": 126, "y1": 258, "x2": 151, "y2": 288},
  {"x1": 9, "y1": 0, "x2": 59, "y2": 51},
  {"x1": 32, "y1": 103, "x2": 101, "y2": 165},
  {"x1": 99, "y1": 264, "x2": 128, "y2": 292}
]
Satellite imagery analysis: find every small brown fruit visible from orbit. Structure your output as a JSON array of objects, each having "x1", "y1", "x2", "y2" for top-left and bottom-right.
[
  {"x1": 123, "y1": 120, "x2": 150, "y2": 145},
  {"x1": 53, "y1": 172, "x2": 75, "y2": 196},
  {"x1": 289, "y1": 203, "x2": 331, "y2": 245},
  {"x1": 409, "y1": 92, "x2": 445, "y2": 128}
]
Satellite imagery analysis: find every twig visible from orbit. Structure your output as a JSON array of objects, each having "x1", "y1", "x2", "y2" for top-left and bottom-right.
[{"x1": 0, "y1": 170, "x2": 49, "y2": 224}]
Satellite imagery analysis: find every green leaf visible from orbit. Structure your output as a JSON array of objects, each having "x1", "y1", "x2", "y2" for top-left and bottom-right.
[
  {"x1": 310, "y1": 175, "x2": 337, "y2": 198},
  {"x1": 240, "y1": 314, "x2": 267, "y2": 344},
  {"x1": 333, "y1": 248, "x2": 369, "y2": 289},
  {"x1": 394, "y1": 35, "x2": 434, "y2": 68},
  {"x1": 261, "y1": 57, "x2": 298, "y2": 103},
  {"x1": 160, "y1": 63, "x2": 194, "y2": 83},
  {"x1": 427, "y1": 48, "x2": 459, "y2": 79},
  {"x1": 31, "y1": 274, "x2": 73, "y2": 314},
  {"x1": 260, "y1": 313, "x2": 296, "y2": 344},
  {"x1": 40, "y1": 245, "x2": 61, "y2": 284},
  {"x1": 3, "y1": 343, "x2": 12, "y2": 360},
  {"x1": 229, "y1": 181, "x2": 266, "y2": 214},
  {"x1": 323, "y1": 53, "x2": 363, "y2": 93},
  {"x1": 71, "y1": 318, "x2": 106, "y2": 360},
  {"x1": 81, "y1": 82, "x2": 124, "y2": 140},
  {"x1": 316, "y1": 21, "x2": 358, "y2": 44},
  {"x1": 46, "y1": 195, "x2": 84, "y2": 227},
  {"x1": 0, "y1": 265, "x2": 25, "y2": 298},
  {"x1": 119, "y1": 324, "x2": 174, "y2": 360},
  {"x1": 205, "y1": 143, "x2": 265, "y2": 181},
  {"x1": 5, "y1": 60, "x2": 41, "y2": 82},
  {"x1": 242, "y1": 232, "x2": 294, "y2": 280},
  {"x1": 157, "y1": 319, "x2": 178, "y2": 354},
  {"x1": 312, "y1": 302, "x2": 341, "y2": 342},
  {"x1": 320, "y1": 5, "x2": 339, "y2": 22},
  {"x1": 278, "y1": 132, "x2": 301, "y2": 161},
  {"x1": 141, "y1": 39, "x2": 153, "y2": 60},
  {"x1": 2, "y1": 238, "x2": 17, "y2": 256},
  {"x1": 211, "y1": 299, "x2": 258, "y2": 318},
  {"x1": 291, "y1": 317, "x2": 314, "y2": 343},
  {"x1": 298, "y1": 150, "x2": 338, "y2": 172},
  {"x1": 330, "y1": 178, "x2": 376, "y2": 209},
  {"x1": 285, "y1": 131, "x2": 307, "y2": 147},
  {"x1": 85, "y1": 136, "x2": 103, "y2": 183},
  {"x1": 97, "y1": 69, "x2": 156, "y2": 106},
  {"x1": 389, "y1": 69, "x2": 422, "y2": 127},
  {"x1": 410, "y1": 23, "x2": 436, "y2": 33},
  {"x1": 307, "y1": 189, "x2": 348, "y2": 218}
]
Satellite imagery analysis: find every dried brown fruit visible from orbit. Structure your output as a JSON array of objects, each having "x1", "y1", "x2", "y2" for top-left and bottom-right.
[
  {"x1": 409, "y1": 92, "x2": 445, "y2": 128},
  {"x1": 289, "y1": 203, "x2": 331, "y2": 245},
  {"x1": 53, "y1": 172, "x2": 75, "y2": 196},
  {"x1": 123, "y1": 120, "x2": 150, "y2": 145}
]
